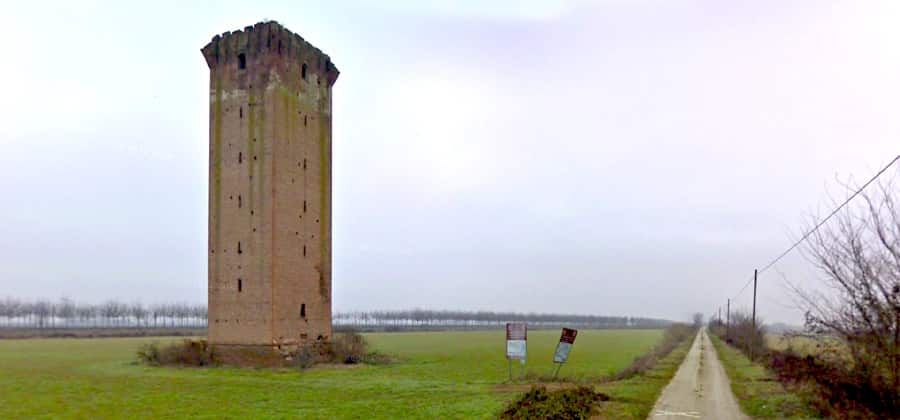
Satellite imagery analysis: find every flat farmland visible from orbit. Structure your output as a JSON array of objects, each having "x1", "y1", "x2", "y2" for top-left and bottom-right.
[{"x1": 0, "y1": 329, "x2": 662, "y2": 419}]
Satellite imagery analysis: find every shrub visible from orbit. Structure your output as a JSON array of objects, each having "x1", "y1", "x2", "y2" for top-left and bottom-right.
[
  {"x1": 709, "y1": 311, "x2": 767, "y2": 362},
  {"x1": 136, "y1": 340, "x2": 217, "y2": 367},
  {"x1": 768, "y1": 347, "x2": 896, "y2": 418},
  {"x1": 136, "y1": 342, "x2": 162, "y2": 365},
  {"x1": 290, "y1": 331, "x2": 391, "y2": 369},
  {"x1": 500, "y1": 386, "x2": 608, "y2": 419},
  {"x1": 332, "y1": 331, "x2": 368, "y2": 364},
  {"x1": 294, "y1": 344, "x2": 317, "y2": 369}
]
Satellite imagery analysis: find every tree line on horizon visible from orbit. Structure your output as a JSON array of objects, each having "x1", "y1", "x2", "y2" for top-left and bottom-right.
[
  {"x1": 0, "y1": 297, "x2": 672, "y2": 330},
  {"x1": 334, "y1": 309, "x2": 671, "y2": 330},
  {"x1": 0, "y1": 298, "x2": 206, "y2": 329}
]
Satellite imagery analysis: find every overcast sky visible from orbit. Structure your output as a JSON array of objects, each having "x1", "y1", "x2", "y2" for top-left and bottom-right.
[{"x1": 0, "y1": 0, "x2": 897, "y2": 323}]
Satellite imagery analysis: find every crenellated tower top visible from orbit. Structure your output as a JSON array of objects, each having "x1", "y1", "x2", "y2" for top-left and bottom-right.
[{"x1": 200, "y1": 20, "x2": 339, "y2": 87}]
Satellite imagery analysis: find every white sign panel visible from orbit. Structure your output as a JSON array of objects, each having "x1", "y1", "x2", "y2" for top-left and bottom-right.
[
  {"x1": 507, "y1": 339, "x2": 527, "y2": 360},
  {"x1": 553, "y1": 342, "x2": 572, "y2": 363}
]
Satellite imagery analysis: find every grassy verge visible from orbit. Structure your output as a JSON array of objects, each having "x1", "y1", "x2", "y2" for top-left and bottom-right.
[
  {"x1": 709, "y1": 334, "x2": 816, "y2": 419},
  {"x1": 590, "y1": 330, "x2": 695, "y2": 419}
]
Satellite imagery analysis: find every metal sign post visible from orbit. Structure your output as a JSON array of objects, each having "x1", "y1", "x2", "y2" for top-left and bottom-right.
[
  {"x1": 552, "y1": 328, "x2": 578, "y2": 379},
  {"x1": 505, "y1": 322, "x2": 527, "y2": 381}
]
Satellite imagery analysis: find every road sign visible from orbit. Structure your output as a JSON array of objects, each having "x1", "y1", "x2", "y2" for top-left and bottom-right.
[
  {"x1": 506, "y1": 322, "x2": 527, "y2": 360},
  {"x1": 553, "y1": 328, "x2": 578, "y2": 364}
]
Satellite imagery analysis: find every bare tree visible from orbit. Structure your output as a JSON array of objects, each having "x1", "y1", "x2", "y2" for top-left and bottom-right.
[
  {"x1": 130, "y1": 302, "x2": 147, "y2": 328},
  {"x1": 8, "y1": 299, "x2": 23, "y2": 327},
  {"x1": 793, "y1": 177, "x2": 900, "y2": 413},
  {"x1": 76, "y1": 303, "x2": 96, "y2": 328},
  {"x1": 57, "y1": 298, "x2": 76, "y2": 328},
  {"x1": 100, "y1": 300, "x2": 120, "y2": 327},
  {"x1": 0, "y1": 298, "x2": 9, "y2": 327},
  {"x1": 33, "y1": 300, "x2": 51, "y2": 328}
]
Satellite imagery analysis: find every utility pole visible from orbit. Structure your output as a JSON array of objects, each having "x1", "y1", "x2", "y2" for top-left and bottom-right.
[
  {"x1": 726, "y1": 298, "x2": 731, "y2": 341},
  {"x1": 751, "y1": 269, "x2": 758, "y2": 360},
  {"x1": 752, "y1": 269, "x2": 758, "y2": 331}
]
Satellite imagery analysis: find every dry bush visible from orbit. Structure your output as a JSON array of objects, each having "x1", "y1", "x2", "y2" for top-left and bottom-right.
[
  {"x1": 291, "y1": 331, "x2": 391, "y2": 369},
  {"x1": 500, "y1": 386, "x2": 609, "y2": 420},
  {"x1": 293, "y1": 344, "x2": 318, "y2": 369},
  {"x1": 137, "y1": 339, "x2": 217, "y2": 367},
  {"x1": 768, "y1": 348, "x2": 889, "y2": 418},
  {"x1": 331, "y1": 331, "x2": 368, "y2": 364},
  {"x1": 714, "y1": 311, "x2": 767, "y2": 362}
]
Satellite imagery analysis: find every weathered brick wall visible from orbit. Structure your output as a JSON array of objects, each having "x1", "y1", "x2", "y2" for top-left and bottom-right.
[{"x1": 201, "y1": 21, "x2": 338, "y2": 348}]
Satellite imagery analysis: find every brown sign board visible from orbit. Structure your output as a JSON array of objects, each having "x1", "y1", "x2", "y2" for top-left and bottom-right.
[
  {"x1": 506, "y1": 322, "x2": 527, "y2": 340},
  {"x1": 559, "y1": 328, "x2": 577, "y2": 344}
]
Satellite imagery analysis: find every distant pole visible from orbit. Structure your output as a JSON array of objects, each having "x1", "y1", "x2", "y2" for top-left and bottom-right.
[
  {"x1": 718, "y1": 307, "x2": 721, "y2": 325},
  {"x1": 752, "y1": 269, "x2": 758, "y2": 331},
  {"x1": 751, "y1": 269, "x2": 758, "y2": 360},
  {"x1": 726, "y1": 299, "x2": 731, "y2": 341}
]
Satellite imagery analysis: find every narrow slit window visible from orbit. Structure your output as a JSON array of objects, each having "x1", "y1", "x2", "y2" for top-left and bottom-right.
[
  {"x1": 303, "y1": 245, "x2": 306, "y2": 257},
  {"x1": 304, "y1": 115, "x2": 308, "y2": 126},
  {"x1": 239, "y1": 152, "x2": 242, "y2": 164},
  {"x1": 238, "y1": 278, "x2": 243, "y2": 292},
  {"x1": 300, "y1": 303, "x2": 306, "y2": 318},
  {"x1": 238, "y1": 195, "x2": 242, "y2": 208},
  {"x1": 301, "y1": 63, "x2": 308, "y2": 80},
  {"x1": 238, "y1": 53, "x2": 246, "y2": 70},
  {"x1": 303, "y1": 159, "x2": 307, "y2": 170},
  {"x1": 239, "y1": 107, "x2": 243, "y2": 119},
  {"x1": 237, "y1": 241, "x2": 242, "y2": 254},
  {"x1": 303, "y1": 200, "x2": 307, "y2": 212}
]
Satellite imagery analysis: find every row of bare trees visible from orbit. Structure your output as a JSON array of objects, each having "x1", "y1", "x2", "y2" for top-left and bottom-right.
[
  {"x1": 0, "y1": 298, "x2": 207, "y2": 329},
  {"x1": 0, "y1": 298, "x2": 672, "y2": 332},
  {"x1": 334, "y1": 309, "x2": 671, "y2": 331}
]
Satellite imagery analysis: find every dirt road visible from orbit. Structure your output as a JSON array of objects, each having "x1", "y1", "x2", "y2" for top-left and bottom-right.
[{"x1": 648, "y1": 327, "x2": 747, "y2": 419}]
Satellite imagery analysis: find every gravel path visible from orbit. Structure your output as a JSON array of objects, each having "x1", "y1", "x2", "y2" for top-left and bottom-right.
[{"x1": 648, "y1": 327, "x2": 748, "y2": 419}]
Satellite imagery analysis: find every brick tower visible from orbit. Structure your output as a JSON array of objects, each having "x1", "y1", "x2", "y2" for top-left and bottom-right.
[{"x1": 201, "y1": 21, "x2": 338, "y2": 350}]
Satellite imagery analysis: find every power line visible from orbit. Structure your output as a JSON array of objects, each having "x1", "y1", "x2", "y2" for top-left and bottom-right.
[
  {"x1": 731, "y1": 274, "x2": 754, "y2": 301},
  {"x1": 724, "y1": 153, "x2": 900, "y2": 305},
  {"x1": 757, "y1": 154, "x2": 899, "y2": 276}
]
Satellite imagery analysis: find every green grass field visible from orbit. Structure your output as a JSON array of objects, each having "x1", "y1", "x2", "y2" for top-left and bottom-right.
[{"x1": 0, "y1": 329, "x2": 663, "y2": 419}]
